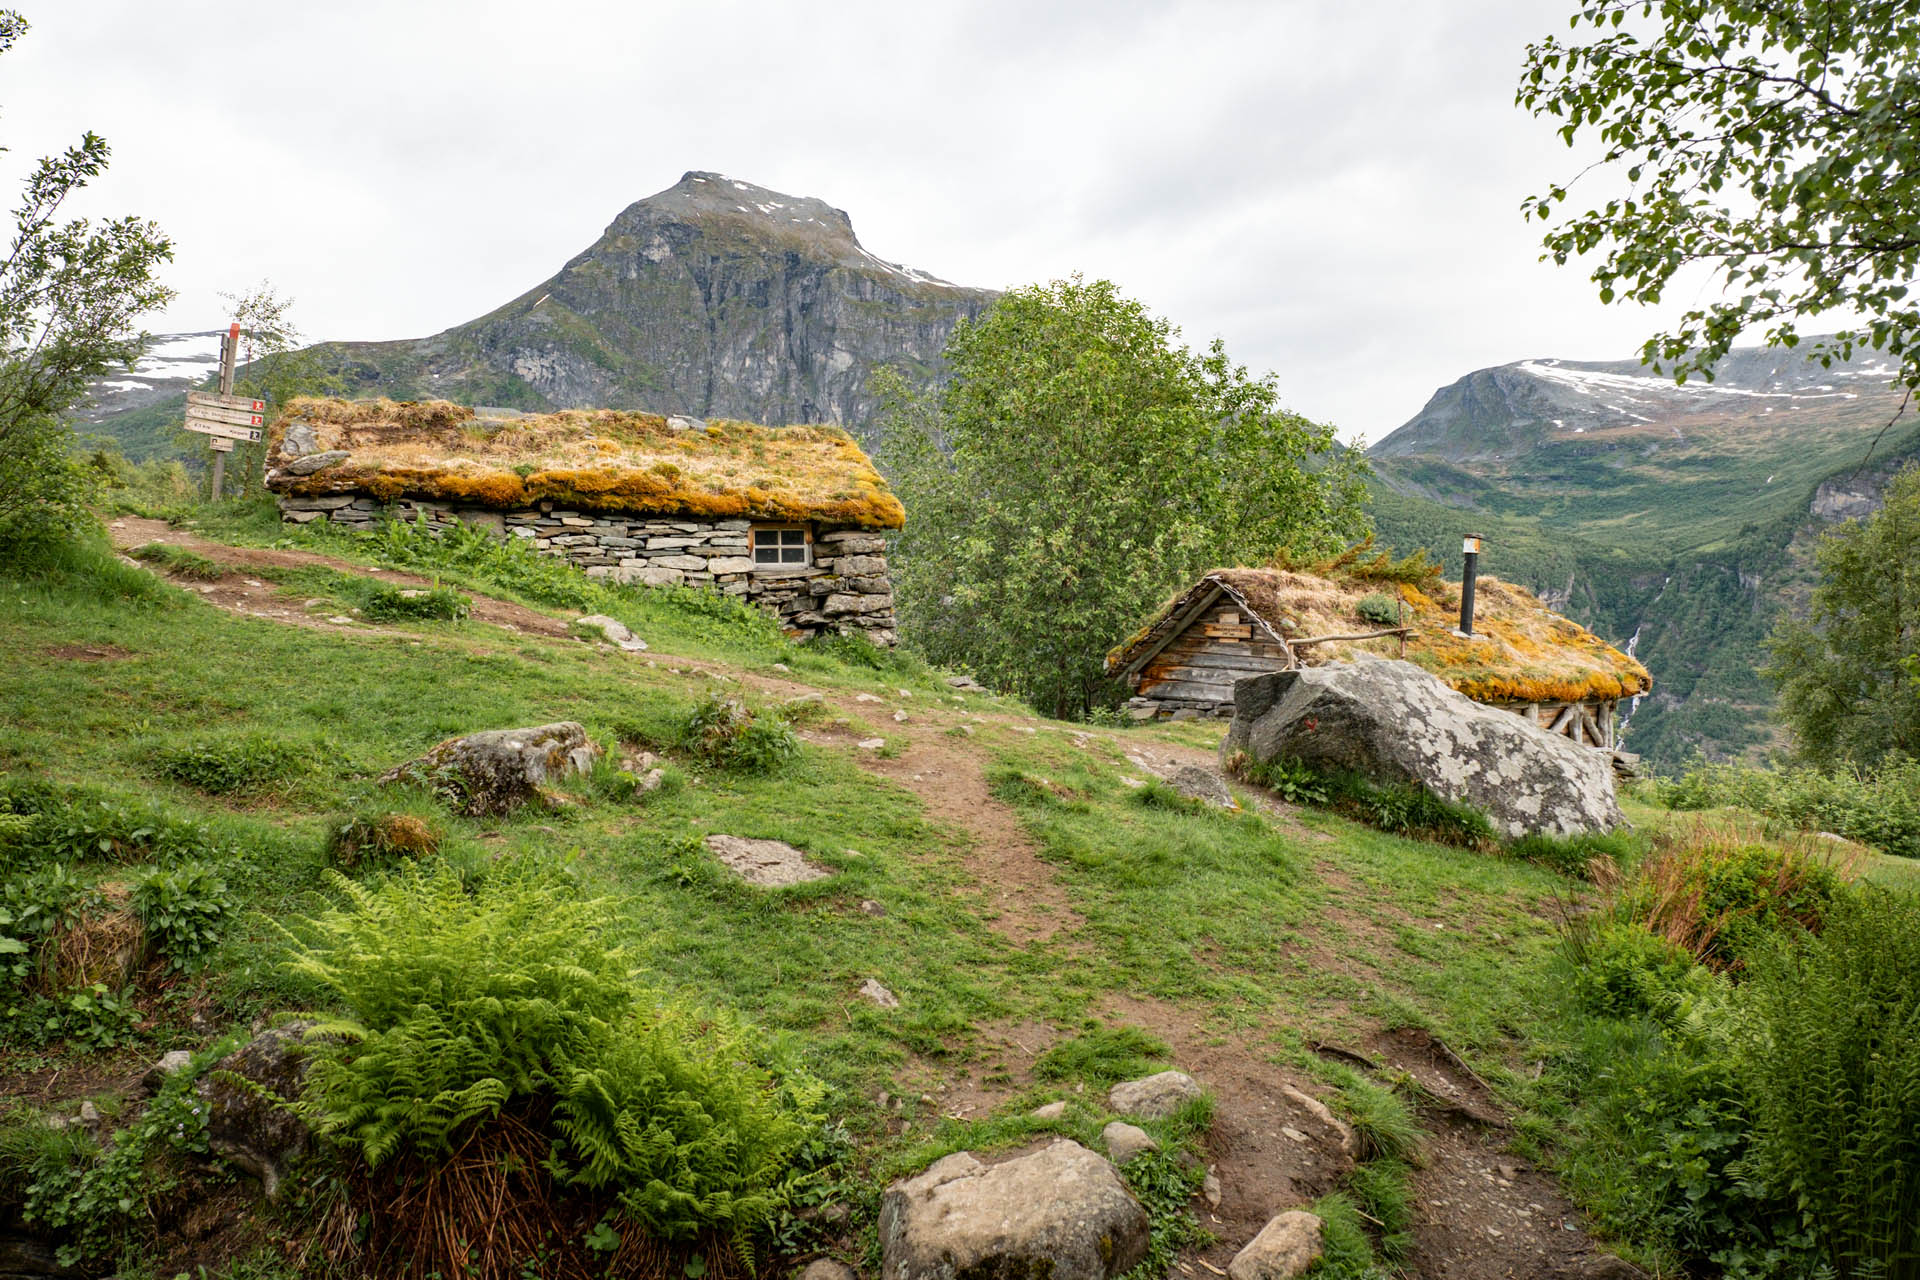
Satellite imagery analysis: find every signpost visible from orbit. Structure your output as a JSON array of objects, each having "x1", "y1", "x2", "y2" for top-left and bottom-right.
[{"x1": 185, "y1": 323, "x2": 258, "y2": 499}]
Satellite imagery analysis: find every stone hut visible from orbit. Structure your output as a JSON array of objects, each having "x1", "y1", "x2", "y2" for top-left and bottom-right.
[
  {"x1": 264, "y1": 397, "x2": 902, "y2": 644},
  {"x1": 1105, "y1": 567, "x2": 1650, "y2": 750}
]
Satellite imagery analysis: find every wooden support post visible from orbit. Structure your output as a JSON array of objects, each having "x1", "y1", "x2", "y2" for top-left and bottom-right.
[{"x1": 209, "y1": 322, "x2": 239, "y2": 501}]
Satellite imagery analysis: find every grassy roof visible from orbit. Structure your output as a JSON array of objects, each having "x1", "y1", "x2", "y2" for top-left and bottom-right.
[
  {"x1": 263, "y1": 398, "x2": 905, "y2": 530},
  {"x1": 1108, "y1": 567, "x2": 1651, "y2": 705}
]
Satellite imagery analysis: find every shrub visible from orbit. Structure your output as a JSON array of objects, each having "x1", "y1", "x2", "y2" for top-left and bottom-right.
[
  {"x1": 679, "y1": 693, "x2": 799, "y2": 774},
  {"x1": 326, "y1": 810, "x2": 441, "y2": 871},
  {"x1": 132, "y1": 861, "x2": 232, "y2": 971},
  {"x1": 1647, "y1": 756, "x2": 1920, "y2": 859},
  {"x1": 0, "y1": 864, "x2": 85, "y2": 986},
  {"x1": 1033, "y1": 1024, "x2": 1169, "y2": 1086},
  {"x1": 280, "y1": 865, "x2": 823, "y2": 1253},
  {"x1": 152, "y1": 734, "x2": 305, "y2": 796},
  {"x1": 1619, "y1": 828, "x2": 1840, "y2": 970},
  {"x1": 1738, "y1": 890, "x2": 1920, "y2": 1279},
  {"x1": 1566, "y1": 920, "x2": 1708, "y2": 1022},
  {"x1": 358, "y1": 581, "x2": 470, "y2": 622},
  {"x1": 1356, "y1": 591, "x2": 1401, "y2": 626},
  {"x1": 0, "y1": 781, "x2": 223, "y2": 867}
]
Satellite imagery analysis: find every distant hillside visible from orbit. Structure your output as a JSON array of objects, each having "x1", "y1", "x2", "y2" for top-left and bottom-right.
[
  {"x1": 75, "y1": 174, "x2": 998, "y2": 460},
  {"x1": 1367, "y1": 341, "x2": 1919, "y2": 767}
]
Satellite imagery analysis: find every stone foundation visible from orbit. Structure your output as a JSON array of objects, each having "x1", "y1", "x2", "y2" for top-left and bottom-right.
[{"x1": 276, "y1": 495, "x2": 897, "y2": 644}]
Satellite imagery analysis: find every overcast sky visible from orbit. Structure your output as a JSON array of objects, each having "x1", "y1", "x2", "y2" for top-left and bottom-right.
[{"x1": 10, "y1": 0, "x2": 1714, "y2": 443}]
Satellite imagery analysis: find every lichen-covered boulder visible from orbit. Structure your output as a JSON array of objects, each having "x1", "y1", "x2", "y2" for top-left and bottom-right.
[
  {"x1": 198, "y1": 1022, "x2": 320, "y2": 1200},
  {"x1": 879, "y1": 1140, "x2": 1149, "y2": 1280},
  {"x1": 1222, "y1": 658, "x2": 1623, "y2": 839},
  {"x1": 378, "y1": 721, "x2": 599, "y2": 816}
]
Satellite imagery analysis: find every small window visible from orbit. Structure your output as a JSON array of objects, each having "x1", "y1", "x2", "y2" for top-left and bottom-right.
[{"x1": 752, "y1": 525, "x2": 810, "y2": 567}]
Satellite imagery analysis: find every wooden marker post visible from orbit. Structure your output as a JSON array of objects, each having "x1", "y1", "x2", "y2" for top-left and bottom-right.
[{"x1": 184, "y1": 323, "x2": 261, "y2": 500}]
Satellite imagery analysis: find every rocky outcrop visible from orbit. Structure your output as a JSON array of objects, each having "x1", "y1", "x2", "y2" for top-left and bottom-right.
[
  {"x1": 1223, "y1": 659, "x2": 1624, "y2": 838},
  {"x1": 378, "y1": 722, "x2": 598, "y2": 816},
  {"x1": 703, "y1": 834, "x2": 830, "y2": 886},
  {"x1": 199, "y1": 1022, "x2": 321, "y2": 1200},
  {"x1": 308, "y1": 172, "x2": 997, "y2": 437},
  {"x1": 879, "y1": 1141, "x2": 1149, "y2": 1280}
]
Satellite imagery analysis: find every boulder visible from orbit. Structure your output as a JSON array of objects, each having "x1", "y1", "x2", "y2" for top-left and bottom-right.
[
  {"x1": 879, "y1": 1140, "x2": 1149, "y2": 1280},
  {"x1": 573, "y1": 614, "x2": 648, "y2": 651},
  {"x1": 1221, "y1": 658, "x2": 1624, "y2": 839},
  {"x1": 1101, "y1": 1121, "x2": 1159, "y2": 1164},
  {"x1": 378, "y1": 722, "x2": 599, "y2": 816},
  {"x1": 703, "y1": 834, "x2": 830, "y2": 886},
  {"x1": 198, "y1": 1022, "x2": 320, "y2": 1199},
  {"x1": 1167, "y1": 764, "x2": 1238, "y2": 809},
  {"x1": 1108, "y1": 1070, "x2": 1204, "y2": 1120},
  {"x1": 1228, "y1": 1211, "x2": 1324, "y2": 1280}
]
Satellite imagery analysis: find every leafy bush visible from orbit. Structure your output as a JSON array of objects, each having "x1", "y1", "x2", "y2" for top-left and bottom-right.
[
  {"x1": 326, "y1": 808, "x2": 442, "y2": 871},
  {"x1": 1033, "y1": 1024, "x2": 1169, "y2": 1086},
  {"x1": 132, "y1": 861, "x2": 232, "y2": 971},
  {"x1": 1619, "y1": 829, "x2": 1840, "y2": 970},
  {"x1": 1566, "y1": 920, "x2": 1708, "y2": 1022},
  {"x1": 1356, "y1": 591, "x2": 1401, "y2": 626},
  {"x1": 358, "y1": 581, "x2": 470, "y2": 622},
  {"x1": 152, "y1": 733, "x2": 305, "y2": 795},
  {"x1": 1226, "y1": 751, "x2": 1331, "y2": 806},
  {"x1": 1647, "y1": 756, "x2": 1920, "y2": 858},
  {"x1": 280, "y1": 866, "x2": 824, "y2": 1245},
  {"x1": 0, "y1": 780, "x2": 223, "y2": 868},
  {"x1": 1738, "y1": 890, "x2": 1920, "y2": 1279},
  {"x1": 4, "y1": 982, "x2": 141, "y2": 1051},
  {"x1": 679, "y1": 693, "x2": 800, "y2": 774},
  {"x1": 0, "y1": 864, "x2": 84, "y2": 984}
]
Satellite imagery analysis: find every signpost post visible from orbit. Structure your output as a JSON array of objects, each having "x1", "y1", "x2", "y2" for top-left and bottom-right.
[{"x1": 184, "y1": 323, "x2": 262, "y2": 499}]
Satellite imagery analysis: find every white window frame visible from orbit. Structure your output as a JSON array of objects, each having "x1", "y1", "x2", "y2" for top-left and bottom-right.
[{"x1": 750, "y1": 524, "x2": 811, "y2": 569}]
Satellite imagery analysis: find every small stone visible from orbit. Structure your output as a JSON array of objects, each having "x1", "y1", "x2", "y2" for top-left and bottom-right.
[
  {"x1": 327, "y1": 615, "x2": 353, "y2": 624},
  {"x1": 771, "y1": 662, "x2": 791, "y2": 673},
  {"x1": 142, "y1": 1048, "x2": 194, "y2": 1093},
  {"x1": 858, "y1": 978, "x2": 900, "y2": 1008},
  {"x1": 859, "y1": 899, "x2": 887, "y2": 916},
  {"x1": 892, "y1": 710, "x2": 909, "y2": 723},
  {"x1": 1108, "y1": 1070, "x2": 1204, "y2": 1121},
  {"x1": 855, "y1": 693, "x2": 883, "y2": 703},
  {"x1": 857, "y1": 738, "x2": 886, "y2": 751},
  {"x1": 1280, "y1": 1125, "x2": 1308, "y2": 1142},
  {"x1": 1030, "y1": 1100, "x2": 1068, "y2": 1121},
  {"x1": 1229, "y1": 1211, "x2": 1324, "y2": 1280},
  {"x1": 800, "y1": 1262, "x2": 856, "y2": 1280},
  {"x1": 77, "y1": 1100, "x2": 101, "y2": 1125},
  {"x1": 574, "y1": 614, "x2": 648, "y2": 651},
  {"x1": 1101, "y1": 1121, "x2": 1159, "y2": 1164},
  {"x1": 1203, "y1": 1171, "x2": 1222, "y2": 1207}
]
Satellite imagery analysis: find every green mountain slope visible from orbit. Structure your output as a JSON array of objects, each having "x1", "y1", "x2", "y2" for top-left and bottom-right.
[{"x1": 1367, "y1": 343, "x2": 1920, "y2": 767}]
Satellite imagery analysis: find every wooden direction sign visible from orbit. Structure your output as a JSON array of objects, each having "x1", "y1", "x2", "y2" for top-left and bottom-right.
[
  {"x1": 209, "y1": 437, "x2": 235, "y2": 452},
  {"x1": 184, "y1": 389, "x2": 265, "y2": 443}
]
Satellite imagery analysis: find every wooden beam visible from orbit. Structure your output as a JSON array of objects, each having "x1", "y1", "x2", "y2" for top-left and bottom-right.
[
  {"x1": 1117, "y1": 586, "x2": 1222, "y2": 680},
  {"x1": 1289, "y1": 626, "x2": 1416, "y2": 648},
  {"x1": 1548, "y1": 704, "x2": 1579, "y2": 735}
]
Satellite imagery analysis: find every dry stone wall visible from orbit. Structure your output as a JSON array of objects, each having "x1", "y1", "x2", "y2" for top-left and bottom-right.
[{"x1": 275, "y1": 494, "x2": 897, "y2": 644}]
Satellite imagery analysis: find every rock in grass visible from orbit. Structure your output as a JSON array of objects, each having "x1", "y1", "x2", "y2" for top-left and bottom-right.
[
  {"x1": 858, "y1": 978, "x2": 900, "y2": 1008},
  {"x1": 573, "y1": 613, "x2": 648, "y2": 651},
  {"x1": 378, "y1": 722, "x2": 599, "y2": 816},
  {"x1": 1222, "y1": 658, "x2": 1624, "y2": 839},
  {"x1": 1101, "y1": 1120, "x2": 1159, "y2": 1164},
  {"x1": 1228, "y1": 1211, "x2": 1324, "y2": 1280},
  {"x1": 141, "y1": 1049, "x2": 194, "y2": 1094},
  {"x1": 1167, "y1": 764, "x2": 1238, "y2": 809},
  {"x1": 1030, "y1": 1100, "x2": 1068, "y2": 1121},
  {"x1": 800, "y1": 1262, "x2": 856, "y2": 1280},
  {"x1": 703, "y1": 834, "x2": 830, "y2": 886},
  {"x1": 1108, "y1": 1070, "x2": 1204, "y2": 1120},
  {"x1": 198, "y1": 1022, "x2": 321, "y2": 1200},
  {"x1": 880, "y1": 1141, "x2": 1149, "y2": 1280}
]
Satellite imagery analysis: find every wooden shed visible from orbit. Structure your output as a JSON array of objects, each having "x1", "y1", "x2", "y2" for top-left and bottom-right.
[{"x1": 1104, "y1": 568, "x2": 1651, "y2": 750}]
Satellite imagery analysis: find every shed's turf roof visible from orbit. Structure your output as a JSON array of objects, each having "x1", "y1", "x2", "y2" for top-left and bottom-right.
[
  {"x1": 1107, "y1": 567, "x2": 1650, "y2": 705},
  {"x1": 263, "y1": 398, "x2": 904, "y2": 530}
]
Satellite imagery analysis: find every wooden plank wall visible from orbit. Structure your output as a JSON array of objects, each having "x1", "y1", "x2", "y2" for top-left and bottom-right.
[{"x1": 1136, "y1": 603, "x2": 1291, "y2": 709}]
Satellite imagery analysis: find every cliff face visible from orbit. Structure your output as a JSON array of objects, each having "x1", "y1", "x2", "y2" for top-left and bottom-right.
[{"x1": 314, "y1": 172, "x2": 999, "y2": 437}]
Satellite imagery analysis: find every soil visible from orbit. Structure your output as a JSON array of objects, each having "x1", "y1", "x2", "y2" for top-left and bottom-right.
[{"x1": 76, "y1": 519, "x2": 1625, "y2": 1279}]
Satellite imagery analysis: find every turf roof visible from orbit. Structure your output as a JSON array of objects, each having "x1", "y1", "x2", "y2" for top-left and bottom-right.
[
  {"x1": 263, "y1": 398, "x2": 905, "y2": 530},
  {"x1": 1108, "y1": 567, "x2": 1651, "y2": 706}
]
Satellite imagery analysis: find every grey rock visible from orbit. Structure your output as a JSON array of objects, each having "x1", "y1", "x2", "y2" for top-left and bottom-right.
[
  {"x1": 378, "y1": 722, "x2": 599, "y2": 816},
  {"x1": 879, "y1": 1140, "x2": 1148, "y2": 1280},
  {"x1": 799, "y1": 1262, "x2": 856, "y2": 1280},
  {"x1": 574, "y1": 614, "x2": 648, "y2": 651},
  {"x1": 858, "y1": 978, "x2": 900, "y2": 1008},
  {"x1": 280, "y1": 420, "x2": 319, "y2": 457},
  {"x1": 666, "y1": 414, "x2": 707, "y2": 432},
  {"x1": 1108, "y1": 1071, "x2": 1204, "y2": 1121},
  {"x1": 1280, "y1": 1084, "x2": 1356, "y2": 1156},
  {"x1": 276, "y1": 493, "x2": 356, "y2": 511},
  {"x1": 817, "y1": 531, "x2": 888, "y2": 552},
  {"x1": 1101, "y1": 1121, "x2": 1158, "y2": 1164},
  {"x1": 1030, "y1": 1100, "x2": 1068, "y2": 1121},
  {"x1": 1222, "y1": 658, "x2": 1624, "y2": 838},
  {"x1": 283, "y1": 449, "x2": 350, "y2": 477},
  {"x1": 1228, "y1": 1211, "x2": 1324, "y2": 1280},
  {"x1": 142, "y1": 1048, "x2": 194, "y2": 1094},
  {"x1": 704, "y1": 834, "x2": 830, "y2": 886},
  {"x1": 198, "y1": 1021, "x2": 321, "y2": 1199},
  {"x1": 825, "y1": 592, "x2": 892, "y2": 616},
  {"x1": 1167, "y1": 764, "x2": 1238, "y2": 809},
  {"x1": 1575, "y1": 1256, "x2": 1648, "y2": 1280},
  {"x1": 946, "y1": 675, "x2": 987, "y2": 693},
  {"x1": 616, "y1": 565, "x2": 685, "y2": 587}
]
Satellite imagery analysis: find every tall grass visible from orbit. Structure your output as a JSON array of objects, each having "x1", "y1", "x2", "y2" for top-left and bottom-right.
[{"x1": 1644, "y1": 756, "x2": 1920, "y2": 858}]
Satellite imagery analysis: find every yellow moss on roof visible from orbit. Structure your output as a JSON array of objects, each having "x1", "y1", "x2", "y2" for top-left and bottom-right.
[
  {"x1": 263, "y1": 397, "x2": 904, "y2": 530},
  {"x1": 1108, "y1": 567, "x2": 1649, "y2": 705}
]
